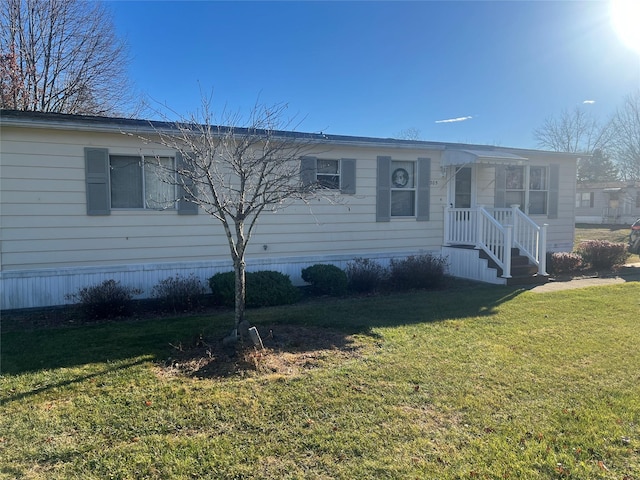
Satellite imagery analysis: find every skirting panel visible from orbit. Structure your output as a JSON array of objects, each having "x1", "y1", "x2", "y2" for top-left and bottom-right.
[
  {"x1": 442, "y1": 246, "x2": 505, "y2": 285},
  {"x1": 1, "y1": 250, "x2": 435, "y2": 310}
]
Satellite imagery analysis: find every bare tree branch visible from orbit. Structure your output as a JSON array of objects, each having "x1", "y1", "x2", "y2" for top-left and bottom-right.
[
  {"x1": 533, "y1": 106, "x2": 614, "y2": 154},
  {"x1": 611, "y1": 90, "x2": 640, "y2": 181},
  {"x1": 144, "y1": 98, "x2": 328, "y2": 330},
  {"x1": 0, "y1": 0, "x2": 135, "y2": 115}
]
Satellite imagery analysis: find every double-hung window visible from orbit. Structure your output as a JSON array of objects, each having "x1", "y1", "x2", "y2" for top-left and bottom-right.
[
  {"x1": 505, "y1": 165, "x2": 548, "y2": 215},
  {"x1": 316, "y1": 159, "x2": 340, "y2": 189},
  {"x1": 110, "y1": 155, "x2": 176, "y2": 210},
  {"x1": 390, "y1": 161, "x2": 416, "y2": 217},
  {"x1": 576, "y1": 192, "x2": 594, "y2": 208},
  {"x1": 528, "y1": 166, "x2": 548, "y2": 214}
]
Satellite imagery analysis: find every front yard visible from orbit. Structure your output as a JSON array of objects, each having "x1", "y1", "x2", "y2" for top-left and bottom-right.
[{"x1": 1, "y1": 281, "x2": 639, "y2": 479}]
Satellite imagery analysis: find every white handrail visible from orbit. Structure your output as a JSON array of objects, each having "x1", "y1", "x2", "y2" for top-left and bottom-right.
[
  {"x1": 477, "y1": 207, "x2": 511, "y2": 278},
  {"x1": 445, "y1": 206, "x2": 547, "y2": 277}
]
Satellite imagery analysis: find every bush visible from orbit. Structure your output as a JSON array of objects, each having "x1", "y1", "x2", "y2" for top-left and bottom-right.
[
  {"x1": 346, "y1": 257, "x2": 387, "y2": 293},
  {"x1": 151, "y1": 274, "x2": 206, "y2": 312},
  {"x1": 208, "y1": 270, "x2": 300, "y2": 307},
  {"x1": 387, "y1": 254, "x2": 448, "y2": 291},
  {"x1": 548, "y1": 252, "x2": 584, "y2": 275},
  {"x1": 65, "y1": 279, "x2": 142, "y2": 319},
  {"x1": 301, "y1": 264, "x2": 348, "y2": 296},
  {"x1": 577, "y1": 240, "x2": 628, "y2": 271}
]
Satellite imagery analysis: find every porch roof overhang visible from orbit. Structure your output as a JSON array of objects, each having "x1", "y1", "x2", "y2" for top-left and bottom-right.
[{"x1": 441, "y1": 149, "x2": 529, "y2": 167}]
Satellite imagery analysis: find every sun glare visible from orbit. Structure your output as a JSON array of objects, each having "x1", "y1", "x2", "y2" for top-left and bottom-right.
[{"x1": 611, "y1": 0, "x2": 640, "y2": 54}]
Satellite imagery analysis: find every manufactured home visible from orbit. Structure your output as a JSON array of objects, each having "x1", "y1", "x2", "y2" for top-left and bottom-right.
[
  {"x1": 0, "y1": 110, "x2": 579, "y2": 310},
  {"x1": 575, "y1": 181, "x2": 640, "y2": 224}
]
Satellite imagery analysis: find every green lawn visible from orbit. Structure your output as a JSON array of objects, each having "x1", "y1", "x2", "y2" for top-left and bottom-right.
[{"x1": 1, "y1": 283, "x2": 639, "y2": 479}]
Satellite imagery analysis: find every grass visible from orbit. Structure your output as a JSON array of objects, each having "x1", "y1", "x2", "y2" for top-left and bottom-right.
[{"x1": 2, "y1": 282, "x2": 640, "y2": 479}]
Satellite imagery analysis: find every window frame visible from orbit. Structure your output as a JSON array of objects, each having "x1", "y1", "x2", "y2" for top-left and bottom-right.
[
  {"x1": 390, "y1": 160, "x2": 417, "y2": 217},
  {"x1": 576, "y1": 192, "x2": 594, "y2": 208},
  {"x1": 505, "y1": 165, "x2": 549, "y2": 215},
  {"x1": 109, "y1": 154, "x2": 177, "y2": 210},
  {"x1": 315, "y1": 158, "x2": 341, "y2": 190}
]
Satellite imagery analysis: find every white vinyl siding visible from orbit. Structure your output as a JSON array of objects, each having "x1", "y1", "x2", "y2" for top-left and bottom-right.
[{"x1": 1, "y1": 121, "x2": 577, "y2": 308}]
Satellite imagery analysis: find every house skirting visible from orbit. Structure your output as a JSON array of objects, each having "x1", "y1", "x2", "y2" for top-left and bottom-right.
[
  {"x1": 441, "y1": 246, "x2": 506, "y2": 285},
  {"x1": 1, "y1": 250, "x2": 434, "y2": 310}
]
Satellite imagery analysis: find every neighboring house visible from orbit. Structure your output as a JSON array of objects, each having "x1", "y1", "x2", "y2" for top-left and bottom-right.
[
  {"x1": 575, "y1": 181, "x2": 640, "y2": 224},
  {"x1": 0, "y1": 110, "x2": 579, "y2": 309}
]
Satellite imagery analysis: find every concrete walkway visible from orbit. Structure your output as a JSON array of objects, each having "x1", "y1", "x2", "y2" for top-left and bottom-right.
[{"x1": 529, "y1": 263, "x2": 640, "y2": 292}]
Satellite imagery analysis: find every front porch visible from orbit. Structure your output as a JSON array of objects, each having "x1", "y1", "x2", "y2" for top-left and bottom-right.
[{"x1": 443, "y1": 205, "x2": 549, "y2": 285}]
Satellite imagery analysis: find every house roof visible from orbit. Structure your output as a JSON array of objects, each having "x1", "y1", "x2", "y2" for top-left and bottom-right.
[{"x1": 0, "y1": 109, "x2": 581, "y2": 160}]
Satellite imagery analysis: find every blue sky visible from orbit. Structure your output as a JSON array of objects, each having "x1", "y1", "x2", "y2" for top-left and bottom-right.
[{"x1": 109, "y1": 1, "x2": 640, "y2": 149}]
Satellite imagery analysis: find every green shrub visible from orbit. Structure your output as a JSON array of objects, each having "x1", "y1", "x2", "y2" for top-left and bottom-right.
[
  {"x1": 387, "y1": 254, "x2": 448, "y2": 291},
  {"x1": 346, "y1": 257, "x2": 387, "y2": 293},
  {"x1": 65, "y1": 279, "x2": 142, "y2": 320},
  {"x1": 151, "y1": 274, "x2": 206, "y2": 312},
  {"x1": 577, "y1": 240, "x2": 628, "y2": 270},
  {"x1": 548, "y1": 252, "x2": 584, "y2": 275},
  {"x1": 301, "y1": 264, "x2": 348, "y2": 296},
  {"x1": 208, "y1": 270, "x2": 300, "y2": 307}
]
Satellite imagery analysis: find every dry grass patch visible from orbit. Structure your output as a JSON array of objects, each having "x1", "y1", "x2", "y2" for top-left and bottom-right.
[{"x1": 159, "y1": 324, "x2": 368, "y2": 379}]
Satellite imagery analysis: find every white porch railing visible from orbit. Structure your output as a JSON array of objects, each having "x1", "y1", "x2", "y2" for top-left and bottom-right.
[{"x1": 444, "y1": 206, "x2": 547, "y2": 278}]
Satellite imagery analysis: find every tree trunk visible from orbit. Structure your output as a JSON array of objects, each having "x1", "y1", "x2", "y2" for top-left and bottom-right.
[{"x1": 233, "y1": 257, "x2": 246, "y2": 329}]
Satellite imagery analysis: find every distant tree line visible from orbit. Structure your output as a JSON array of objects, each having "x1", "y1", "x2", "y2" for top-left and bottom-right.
[{"x1": 534, "y1": 90, "x2": 640, "y2": 182}]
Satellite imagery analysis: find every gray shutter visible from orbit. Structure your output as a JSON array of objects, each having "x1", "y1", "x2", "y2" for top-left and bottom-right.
[
  {"x1": 416, "y1": 157, "x2": 431, "y2": 221},
  {"x1": 300, "y1": 156, "x2": 317, "y2": 188},
  {"x1": 376, "y1": 156, "x2": 391, "y2": 222},
  {"x1": 340, "y1": 158, "x2": 356, "y2": 195},
  {"x1": 495, "y1": 165, "x2": 506, "y2": 208},
  {"x1": 85, "y1": 147, "x2": 111, "y2": 216},
  {"x1": 548, "y1": 164, "x2": 560, "y2": 219},
  {"x1": 177, "y1": 152, "x2": 198, "y2": 215}
]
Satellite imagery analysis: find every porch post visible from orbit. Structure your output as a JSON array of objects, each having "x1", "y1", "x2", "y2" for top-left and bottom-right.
[
  {"x1": 503, "y1": 225, "x2": 512, "y2": 278},
  {"x1": 510, "y1": 204, "x2": 520, "y2": 226},
  {"x1": 475, "y1": 207, "x2": 483, "y2": 249},
  {"x1": 444, "y1": 205, "x2": 451, "y2": 245},
  {"x1": 538, "y1": 223, "x2": 548, "y2": 275}
]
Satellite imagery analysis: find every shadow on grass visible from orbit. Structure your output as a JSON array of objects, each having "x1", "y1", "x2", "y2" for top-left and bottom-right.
[
  {"x1": 1, "y1": 282, "x2": 524, "y2": 376},
  {"x1": 0, "y1": 357, "x2": 148, "y2": 405}
]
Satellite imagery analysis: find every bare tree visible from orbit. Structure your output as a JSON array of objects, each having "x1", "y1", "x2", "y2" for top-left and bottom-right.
[
  {"x1": 611, "y1": 90, "x2": 640, "y2": 181},
  {"x1": 149, "y1": 100, "x2": 322, "y2": 333},
  {"x1": 0, "y1": 0, "x2": 132, "y2": 115},
  {"x1": 534, "y1": 106, "x2": 614, "y2": 154},
  {"x1": 396, "y1": 127, "x2": 422, "y2": 141}
]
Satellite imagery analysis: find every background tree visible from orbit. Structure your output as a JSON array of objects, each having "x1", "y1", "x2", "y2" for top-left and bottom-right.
[
  {"x1": 610, "y1": 90, "x2": 640, "y2": 181},
  {"x1": 576, "y1": 148, "x2": 619, "y2": 183},
  {"x1": 151, "y1": 100, "x2": 321, "y2": 333},
  {"x1": 0, "y1": 0, "x2": 132, "y2": 115},
  {"x1": 533, "y1": 106, "x2": 614, "y2": 154},
  {"x1": 395, "y1": 127, "x2": 422, "y2": 141}
]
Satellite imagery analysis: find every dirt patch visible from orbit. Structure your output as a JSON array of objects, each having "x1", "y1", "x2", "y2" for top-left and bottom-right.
[{"x1": 158, "y1": 324, "x2": 367, "y2": 379}]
